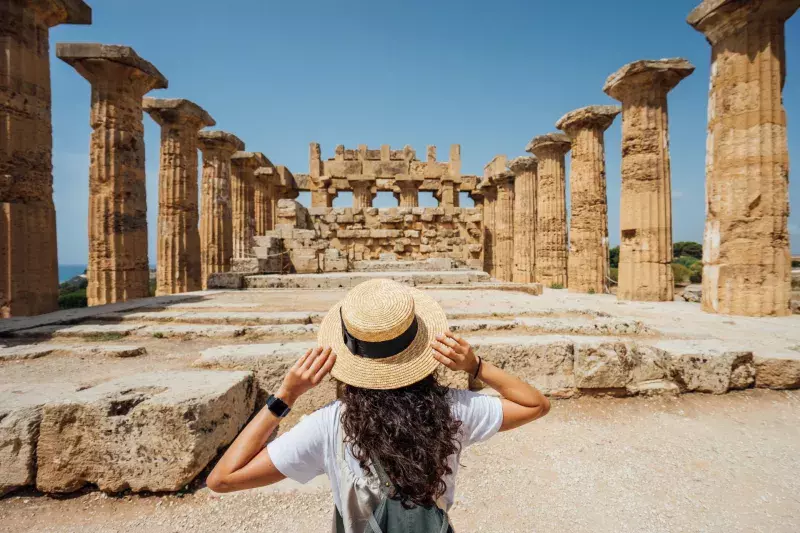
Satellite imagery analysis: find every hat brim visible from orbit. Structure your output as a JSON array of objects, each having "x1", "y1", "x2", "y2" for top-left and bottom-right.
[{"x1": 318, "y1": 286, "x2": 448, "y2": 390}]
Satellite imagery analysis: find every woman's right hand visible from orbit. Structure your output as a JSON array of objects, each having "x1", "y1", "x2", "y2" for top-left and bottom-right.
[
  {"x1": 431, "y1": 332, "x2": 479, "y2": 375},
  {"x1": 276, "y1": 346, "x2": 336, "y2": 405}
]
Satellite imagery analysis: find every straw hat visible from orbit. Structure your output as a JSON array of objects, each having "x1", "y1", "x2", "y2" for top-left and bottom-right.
[{"x1": 318, "y1": 279, "x2": 448, "y2": 390}]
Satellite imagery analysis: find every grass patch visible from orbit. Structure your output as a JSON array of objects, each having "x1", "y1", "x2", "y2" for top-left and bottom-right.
[
  {"x1": 84, "y1": 332, "x2": 126, "y2": 342},
  {"x1": 550, "y1": 283, "x2": 564, "y2": 290},
  {"x1": 153, "y1": 332, "x2": 165, "y2": 339}
]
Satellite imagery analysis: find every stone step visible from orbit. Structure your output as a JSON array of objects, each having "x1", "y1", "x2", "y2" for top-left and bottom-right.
[
  {"x1": 13, "y1": 323, "x2": 146, "y2": 339},
  {"x1": 241, "y1": 270, "x2": 491, "y2": 290},
  {"x1": 35, "y1": 370, "x2": 255, "y2": 494},
  {"x1": 351, "y1": 257, "x2": 459, "y2": 272},
  {"x1": 98, "y1": 310, "x2": 323, "y2": 325},
  {"x1": 0, "y1": 343, "x2": 146, "y2": 360}
]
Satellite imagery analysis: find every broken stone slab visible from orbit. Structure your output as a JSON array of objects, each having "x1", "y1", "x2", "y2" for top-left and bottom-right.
[
  {"x1": 0, "y1": 344, "x2": 61, "y2": 361},
  {"x1": 516, "y1": 316, "x2": 651, "y2": 335},
  {"x1": 1, "y1": 383, "x2": 80, "y2": 496},
  {"x1": 652, "y1": 339, "x2": 755, "y2": 394},
  {"x1": 36, "y1": 370, "x2": 255, "y2": 494},
  {"x1": 13, "y1": 324, "x2": 146, "y2": 338},
  {"x1": 70, "y1": 345, "x2": 147, "y2": 358},
  {"x1": 573, "y1": 340, "x2": 637, "y2": 389},
  {"x1": 682, "y1": 285, "x2": 702, "y2": 303},
  {"x1": 207, "y1": 272, "x2": 244, "y2": 289},
  {"x1": 135, "y1": 324, "x2": 248, "y2": 338},
  {"x1": 754, "y1": 356, "x2": 800, "y2": 389}
]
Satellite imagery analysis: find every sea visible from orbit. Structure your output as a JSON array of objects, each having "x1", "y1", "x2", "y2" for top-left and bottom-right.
[{"x1": 59, "y1": 264, "x2": 87, "y2": 283}]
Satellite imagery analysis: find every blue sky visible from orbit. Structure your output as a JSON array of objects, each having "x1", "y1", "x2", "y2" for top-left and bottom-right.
[{"x1": 49, "y1": 0, "x2": 800, "y2": 264}]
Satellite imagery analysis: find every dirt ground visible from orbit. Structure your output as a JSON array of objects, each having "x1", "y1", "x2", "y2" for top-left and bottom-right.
[{"x1": 2, "y1": 389, "x2": 798, "y2": 533}]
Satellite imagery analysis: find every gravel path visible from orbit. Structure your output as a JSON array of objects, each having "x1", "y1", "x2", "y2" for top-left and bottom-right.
[{"x1": 2, "y1": 390, "x2": 799, "y2": 533}]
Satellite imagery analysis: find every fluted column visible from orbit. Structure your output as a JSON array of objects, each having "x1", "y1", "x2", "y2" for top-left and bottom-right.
[
  {"x1": 437, "y1": 177, "x2": 461, "y2": 209},
  {"x1": 508, "y1": 157, "x2": 538, "y2": 283},
  {"x1": 58, "y1": 44, "x2": 167, "y2": 305},
  {"x1": 557, "y1": 105, "x2": 620, "y2": 294},
  {"x1": 527, "y1": 134, "x2": 571, "y2": 288},
  {"x1": 478, "y1": 181, "x2": 497, "y2": 276},
  {"x1": 254, "y1": 166, "x2": 275, "y2": 234},
  {"x1": 231, "y1": 152, "x2": 267, "y2": 258},
  {"x1": 198, "y1": 131, "x2": 244, "y2": 289},
  {"x1": 143, "y1": 98, "x2": 214, "y2": 296},
  {"x1": 0, "y1": 1, "x2": 91, "y2": 317},
  {"x1": 394, "y1": 175, "x2": 424, "y2": 207},
  {"x1": 604, "y1": 59, "x2": 694, "y2": 301},
  {"x1": 494, "y1": 172, "x2": 515, "y2": 282},
  {"x1": 689, "y1": 0, "x2": 798, "y2": 316},
  {"x1": 349, "y1": 175, "x2": 377, "y2": 209}
]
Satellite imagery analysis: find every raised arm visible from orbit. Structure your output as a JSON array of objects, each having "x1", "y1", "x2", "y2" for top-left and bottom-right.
[
  {"x1": 431, "y1": 332, "x2": 550, "y2": 431},
  {"x1": 206, "y1": 346, "x2": 335, "y2": 493}
]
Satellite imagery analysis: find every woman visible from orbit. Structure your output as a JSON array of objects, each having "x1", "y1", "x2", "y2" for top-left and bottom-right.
[{"x1": 208, "y1": 279, "x2": 550, "y2": 532}]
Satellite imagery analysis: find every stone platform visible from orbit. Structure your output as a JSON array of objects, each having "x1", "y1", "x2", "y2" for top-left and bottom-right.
[{"x1": 1, "y1": 281, "x2": 799, "y2": 496}]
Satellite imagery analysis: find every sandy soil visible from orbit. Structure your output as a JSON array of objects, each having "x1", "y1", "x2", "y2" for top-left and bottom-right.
[{"x1": 2, "y1": 389, "x2": 798, "y2": 533}]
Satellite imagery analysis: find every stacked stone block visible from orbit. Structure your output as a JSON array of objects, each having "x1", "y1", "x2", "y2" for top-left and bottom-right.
[
  {"x1": 144, "y1": 98, "x2": 214, "y2": 296},
  {"x1": 57, "y1": 44, "x2": 168, "y2": 306},
  {"x1": 0, "y1": 0, "x2": 91, "y2": 317},
  {"x1": 198, "y1": 131, "x2": 244, "y2": 289},
  {"x1": 527, "y1": 134, "x2": 571, "y2": 288},
  {"x1": 557, "y1": 105, "x2": 620, "y2": 294},
  {"x1": 604, "y1": 59, "x2": 694, "y2": 302},
  {"x1": 508, "y1": 157, "x2": 538, "y2": 284},
  {"x1": 689, "y1": 0, "x2": 798, "y2": 316}
]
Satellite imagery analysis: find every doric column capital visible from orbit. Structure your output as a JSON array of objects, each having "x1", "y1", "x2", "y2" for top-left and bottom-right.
[
  {"x1": 198, "y1": 130, "x2": 244, "y2": 157},
  {"x1": 507, "y1": 156, "x2": 538, "y2": 174},
  {"x1": 603, "y1": 59, "x2": 694, "y2": 102},
  {"x1": 688, "y1": 0, "x2": 799, "y2": 44},
  {"x1": 525, "y1": 133, "x2": 571, "y2": 159},
  {"x1": 143, "y1": 98, "x2": 215, "y2": 130},
  {"x1": 231, "y1": 151, "x2": 268, "y2": 171},
  {"x1": 556, "y1": 105, "x2": 621, "y2": 136},
  {"x1": 56, "y1": 43, "x2": 168, "y2": 94},
  {"x1": 494, "y1": 171, "x2": 515, "y2": 191},
  {"x1": 29, "y1": 0, "x2": 92, "y2": 27},
  {"x1": 254, "y1": 165, "x2": 276, "y2": 185}
]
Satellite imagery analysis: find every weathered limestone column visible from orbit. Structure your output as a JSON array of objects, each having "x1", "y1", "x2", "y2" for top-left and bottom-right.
[
  {"x1": 494, "y1": 172, "x2": 515, "y2": 282},
  {"x1": 349, "y1": 175, "x2": 377, "y2": 209},
  {"x1": 508, "y1": 157, "x2": 538, "y2": 283},
  {"x1": 604, "y1": 59, "x2": 694, "y2": 301},
  {"x1": 527, "y1": 134, "x2": 571, "y2": 288},
  {"x1": 478, "y1": 180, "x2": 497, "y2": 276},
  {"x1": 254, "y1": 166, "x2": 275, "y2": 234},
  {"x1": 309, "y1": 142, "x2": 335, "y2": 207},
  {"x1": 394, "y1": 175, "x2": 424, "y2": 207},
  {"x1": 437, "y1": 177, "x2": 461, "y2": 208},
  {"x1": 689, "y1": 0, "x2": 798, "y2": 316},
  {"x1": 57, "y1": 44, "x2": 168, "y2": 305},
  {"x1": 231, "y1": 152, "x2": 267, "y2": 258},
  {"x1": 556, "y1": 105, "x2": 620, "y2": 294},
  {"x1": 0, "y1": 1, "x2": 91, "y2": 317},
  {"x1": 143, "y1": 98, "x2": 214, "y2": 296},
  {"x1": 198, "y1": 131, "x2": 244, "y2": 289}
]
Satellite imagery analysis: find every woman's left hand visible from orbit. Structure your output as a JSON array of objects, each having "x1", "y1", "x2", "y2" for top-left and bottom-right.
[
  {"x1": 431, "y1": 331, "x2": 479, "y2": 375},
  {"x1": 276, "y1": 346, "x2": 336, "y2": 405}
]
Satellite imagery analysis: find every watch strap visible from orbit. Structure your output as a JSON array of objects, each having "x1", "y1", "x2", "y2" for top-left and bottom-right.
[{"x1": 266, "y1": 394, "x2": 291, "y2": 418}]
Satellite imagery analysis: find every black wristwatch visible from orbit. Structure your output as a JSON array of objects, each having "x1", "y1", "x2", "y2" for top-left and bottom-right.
[{"x1": 266, "y1": 394, "x2": 291, "y2": 418}]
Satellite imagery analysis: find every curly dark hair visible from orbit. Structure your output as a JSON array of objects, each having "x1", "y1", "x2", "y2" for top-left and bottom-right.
[{"x1": 340, "y1": 374, "x2": 462, "y2": 508}]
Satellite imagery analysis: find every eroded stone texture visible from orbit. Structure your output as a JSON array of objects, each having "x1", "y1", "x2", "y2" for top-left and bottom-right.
[
  {"x1": 254, "y1": 165, "x2": 276, "y2": 235},
  {"x1": 556, "y1": 105, "x2": 620, "y2": 294},
  {"x1": 57, "y1": 44, "x2": 168, "y2": 306},
  {"x1": 198, "y1": 131, "x2": 244, "y2": 289},
  {"x1": 0, "y1": 1, "x2": 91, "y2": 317},
  {"x1": 272, "y1": 166, "x2": 299, "y2": 228},
  {"x1": 508, "y1": 157, "x2": 538, "y2": 283},
  {"x1": 36, "y1": 371, "x2": 255, "y2": 494},
  {"x1": 526, "y1": 134, "x2": 571, "y2": 287},
  {"x1": 143, "y1": 98, "x2": 214, "y2": 296},
  {"x1": 349, "y1": 175, "x2": 377, "y2": 208},
  {"x1": 604, "y1": 58, "x2": 694, "y2": 301},
  {"x1": 478, "y1": 178, "x2": 497, "y2": 277},
  {"x1": 494, "y1": 172, "x2": 515, "y2": 282},
  {"x1": 393, "y1": 174, "x2": 424, "y2": 207},
  {"x1": 308, "y1": 143, "x2": 335, "y2": 207},
  {"x1": 231, "y1": 152, "x2": 267, "y2": 259},
  {"x1": 688, "y1": 0, "x2": 798, "y2": 316}
]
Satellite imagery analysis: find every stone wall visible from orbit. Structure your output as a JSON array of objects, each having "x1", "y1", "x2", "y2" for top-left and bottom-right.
[{"x1": 263, "y1": 200, "x2": 483, "y2": 273}]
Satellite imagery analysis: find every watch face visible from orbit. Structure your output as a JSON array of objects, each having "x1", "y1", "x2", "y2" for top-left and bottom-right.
[{"x1": 267, "y1": 395, "x2": 290, "y2": 417}]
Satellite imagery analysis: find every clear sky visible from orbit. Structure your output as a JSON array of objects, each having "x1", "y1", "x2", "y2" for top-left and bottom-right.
[{"x1": 49, "y1": 0, "x2": 800, "y2": 264}]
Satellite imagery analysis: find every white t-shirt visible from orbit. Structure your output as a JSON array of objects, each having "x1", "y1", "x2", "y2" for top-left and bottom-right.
[{"x1": 267, "y1": 389, "x2": 503, "y2": 512}]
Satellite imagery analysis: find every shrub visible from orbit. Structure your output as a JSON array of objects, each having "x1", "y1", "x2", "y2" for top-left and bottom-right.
[
  {"x1": 609, "y1": 246, "x2": 620, "y2": 268},
  {"x1": 550, "y1": 283, "x2": 564, "y2": 289},
  {"x1": 674, "y1": 241, "x2": 702, "y2": 260},
  {"x1": 672, "y1": 263, "x2": 691, "y2": 284},
  {"x1": 58, "y1": 289, "x2": 87, "y2": 309},
  {"x1": 609, "y1": 267, "x2": 619, "y2": 282},
  {"x1": 675, "y1": 255, "x2": 700, "y2": 268}
]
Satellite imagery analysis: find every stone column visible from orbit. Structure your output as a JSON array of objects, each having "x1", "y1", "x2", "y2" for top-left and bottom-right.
[
  {"x1": 0, "y1": 1, "x2": 91, "y2": 317},
  {"x1": 254, "y1": 166, "x2": 275, "y2": 234},
  {"x1": 494, "y1": 172, "x2": 515, "y2": 282},
  {"x1": 527, "y1": 134, "x2": 571, "y2": 288},
  {"x1": 230, "y1": 152, "x2": 267, "y2": 258},
  {"x1": 57, "y1": 43, "x2": 167, "y2": 306},
  {"x1": 469, "y1": 189, "x2": 486, "y2": 269},
  {"x1": 688, "y1": 0, "x2": 797, "y2": 316},
  {"x1": 478, "y1": 180, "x2": 497, "y2": 276},
  {"x1": 508, "y1": 157, "x2": 538, "y2": 283},
  {"x1": 437, "y1": 177, "x2": 461, "y2": 208},
  {"x1": 556, "y1": 105, "x2": 621, "y2": 294},
  {"x1": 143, "y1": 98, "x2": 214, "y2": 296},
  {"x1": 604, "y1": 59, "x2": 694, "y2": 301},
  {"x1": 273, "y1": 165, "x2": 299, "y2": 227},
  {"x1": 309, "y1": 142, "x2": 335, "y2": 207},
  {"x1": 349, "y1": 175, "x2": 377, "y2": 209},
  {"x1": 198, "y1": 131, "x2": 244, "y2": 289},
  {"x1": 394, "y1": 175, "x2": 424, "y2": 207}
]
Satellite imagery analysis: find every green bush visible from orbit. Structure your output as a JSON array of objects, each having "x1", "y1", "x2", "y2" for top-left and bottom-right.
[
  {"x1": 675, "y1": 255, "x2": 700, "y2": 268},
  {"x1": 793, "y1": 260, "x2": 800, "y2": 268},
  {"x1": 674, "y1": 241, "x2": 702, "y2": 260},
  {"x1": 672, "y1": 263, "x2": 691, "y2": 284},
  {"x1": 609, "y1": 267, "x2": 619, "y2": 282},
  {"x1": 609, "y1": 246, "x2": 620, "y2": 268},
  {"x1": 58, "y1": 289, "x2": 87, "y2": 309},
  {"x1": 550, "y1": 283, "x2": 564, "y2": 290}
]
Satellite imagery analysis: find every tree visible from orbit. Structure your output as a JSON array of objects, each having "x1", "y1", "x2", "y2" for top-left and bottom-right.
[
  {"x1": 609, "y1": 246, "x2": 620, "y2": 268},
  {"x1": 673, "y1": 241, "x2": 702, "y2": 260}
]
